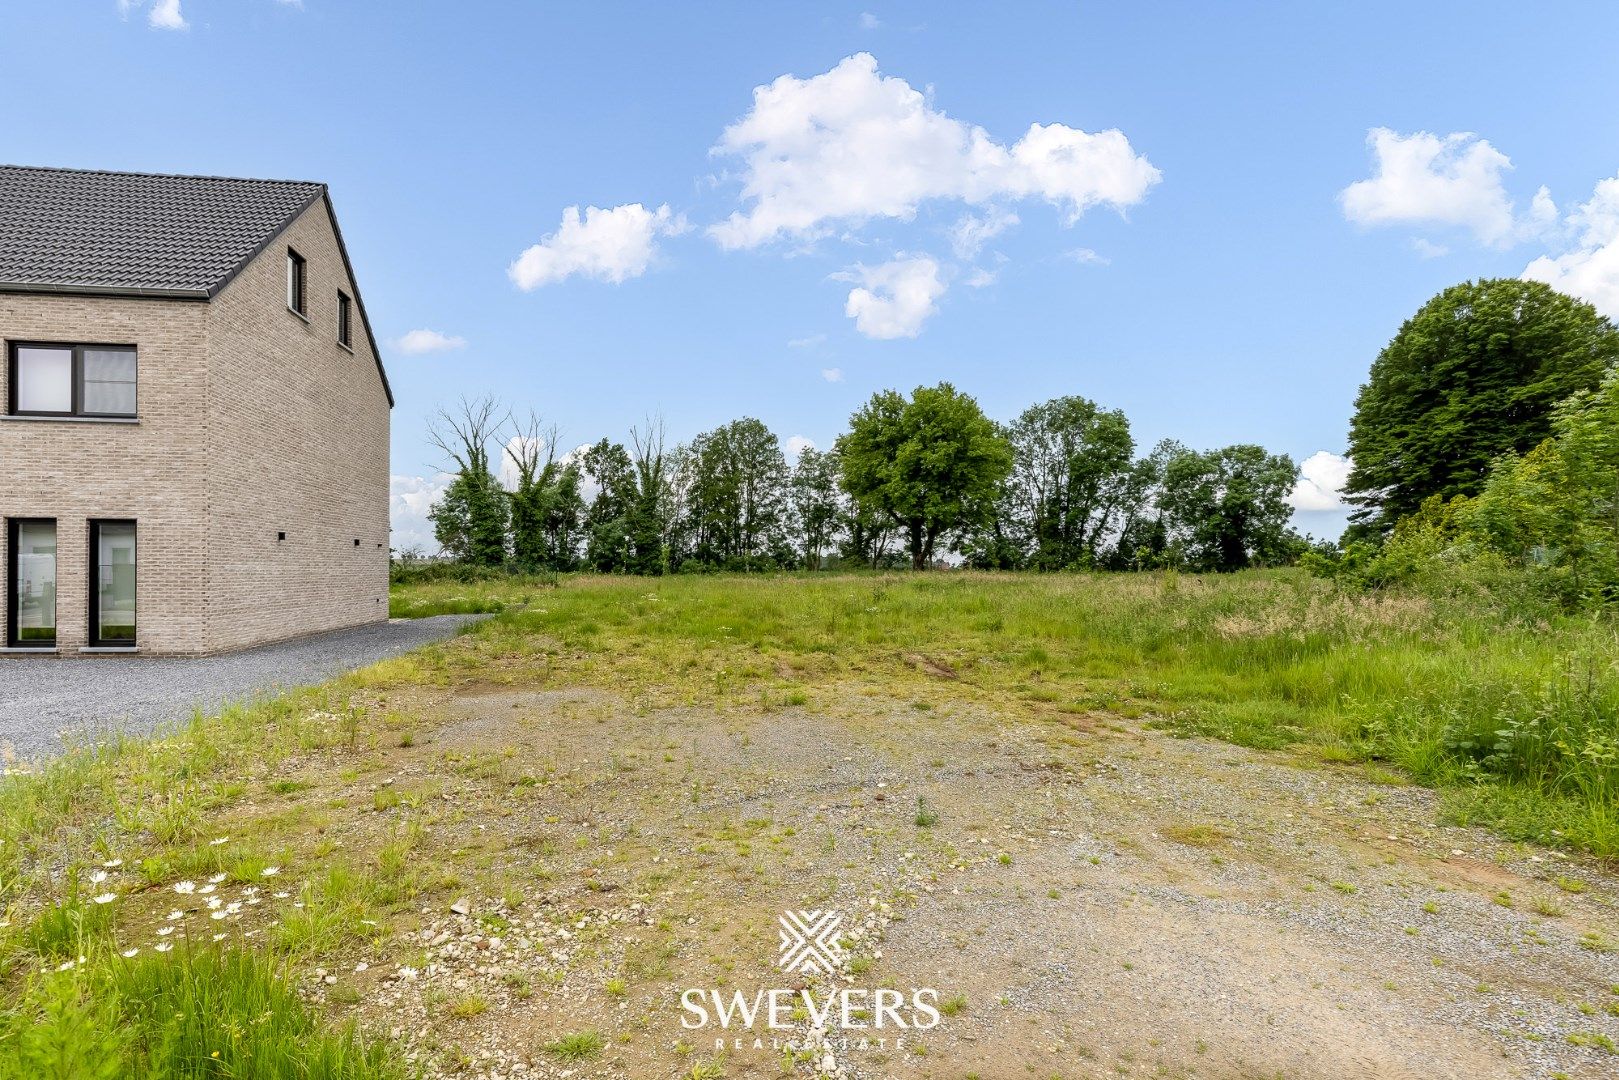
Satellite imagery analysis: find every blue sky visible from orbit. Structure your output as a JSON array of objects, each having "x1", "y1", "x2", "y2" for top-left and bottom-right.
[{"x1": 7, "y1": 2, "x2": 1619, "y2": 550}]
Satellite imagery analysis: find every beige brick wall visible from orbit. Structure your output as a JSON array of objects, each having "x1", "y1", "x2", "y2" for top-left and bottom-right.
[
  {"x1": 0, "y1": 294, "x2": 212, "y2": 654},
  {"x1": 0, "y1": 199, "x2": 391, "y2": 656},
  {"x1": 203, "y1": 200, "x2": 391, "y2": 652}
]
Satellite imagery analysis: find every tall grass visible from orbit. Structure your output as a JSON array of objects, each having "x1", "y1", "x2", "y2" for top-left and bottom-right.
[
  {"x1": 0, "y1": 947, "x2": 400, "y2": 1079},
  {"x1": 395, "y1": 569, "x2": 1619, "y2": 858}
]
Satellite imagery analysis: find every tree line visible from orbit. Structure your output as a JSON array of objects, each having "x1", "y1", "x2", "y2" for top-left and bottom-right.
[{"x1": 423, "y1": 386, "x2": 1307, "y2": 575}]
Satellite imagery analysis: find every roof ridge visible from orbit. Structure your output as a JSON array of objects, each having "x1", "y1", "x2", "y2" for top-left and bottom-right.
[{"x1": 0, "y1": 162, "x2": 324, "y2": 190}]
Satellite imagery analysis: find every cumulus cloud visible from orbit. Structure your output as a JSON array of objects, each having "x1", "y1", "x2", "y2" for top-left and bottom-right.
[
  {"x1": 1288, "y1": 451, "x2": 1353, "y2": 512},
  {"x1": 821, "y1": 367, "x2": 844, "y2": 382},
  {"x1": 509, "y1": 203, "x2": 688, "y2": 289},
  {"x1": 786, "y1": 435, "x2": 816, "y2": 457},
  {"x1": 1523, "y1": 175, "x2": 1619, "y2": 319},
  {"x1": 392, "y1": 329, "x2": 467, "y2": 355},
  {"x1": 708, "y1": 53, "x2": 1159, "y2": 250},
  {"x1": 1410, "y1": 238, "x2": 1449, "y2": 260},
  {"x1": 838, "y1": 256, "x2": 946, "y2": 339},
  {"x1": 390, "y1": 473, "x2": 453, "y2": 554},
  {"x1": 949, "y1": 207, "x2": 1019, "y2": 259},
  {"x1": 1340, "y1": 128, "x2": 1555, "y2": 247}
]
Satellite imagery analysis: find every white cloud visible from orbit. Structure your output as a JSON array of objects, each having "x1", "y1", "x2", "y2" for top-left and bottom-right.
[
  {"x1": 390, "y1": 473, "x2": 453, "y2": 554},
  {"x1": 1288, "y1": 451, "x2": 1353, "y2": 512},
  {"x1": 949, "y1": 207, "x2": 1019, "y2": 259},
  {"x1": 509, "y1": 203, "x2": 688, "y2": 289},
  {"x1": 1340, "y1": 128, "x2": 1556, "y2": 248},
  {"x1": 838, "y1": 255, "x2": 946, "y2": 339},
  {"x1": 708, "y1": 53, "x2": 1159, "y2": 250},
  {"x1": 392, "y1": 329, "x2": 467, "y2": 355},
  {"x1": 821, "y1": 367, "x2": 844, "y2": 382},
  {"x1": 1523, "y1": 175, "x2": 1619, "y2": 319},
  {"x1": 965, "y1": 267, "x2": 998, "y2": 288},
  {"x1": 1064, "y1": 247, "x2": 1109, "y2": 265},
  {"x1": 859, "y1": 12, "x2": 882, "y2": 29},
  {"x1": 787, "y1": 333, "x2": 827, "y2": 349},
  {"x1": 786, "y1": 435, "x2": 816, "y2": 457},
  {"x1": 1410, "y1": 237, "x2": 1449, "y2": 259},
  {"x1": 149, "y1": 0, "x2": 187, "y2": 29},
  {"x1": 119, "y1": 0, "x2": 187, "y2": 29}
]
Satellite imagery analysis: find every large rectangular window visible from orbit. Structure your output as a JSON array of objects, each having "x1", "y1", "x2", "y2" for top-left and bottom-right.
[
  {"x1": 287, "y1": 248, "x2": 307, "y2": 316},
  {"x1": 7, "y1": 343, "x2": 137, "y2": 418},
  {"x1": 7, "y1": 519, "x2": 57, "y2": 649},
  {"x1": 90, "y1": 520, "x2": 136, "y2": 647}
]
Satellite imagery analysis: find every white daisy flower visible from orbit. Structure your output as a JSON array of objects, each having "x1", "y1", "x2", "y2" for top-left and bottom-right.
[
  {"x1": 89, "y1": 870, "x2": 108, "y2": 884},
  {"x1": 261, "y1": 867, "x2": 280, "y2": 877},
  {"x1": 56, "y1": 959, "x2": 76, "y2": 972},
  {"x1": 92, "y1": 893, "x2": 117, "y2": 905},
  {"x1": 206, "y1": 897, "x2": 222, "y2": 910},
  {"x1": 211, "y1": 933, "x2": 225, "y2": 942},
  {"x1": 157, "y1": 926, "x2": 174, "y2": 937},
  {"x1": 209, "y1": 837, "x2": 230, "y2": 846},
  {"x1": 273, "y1": 891, "x2": 289, "y2": 899},
  {"x1": 209, "y1": 911, "x2": 226, "y2": 921},
  {"x1": 198, "y1": 884, "x2": 216, "y2": 895},
  {"x1": 154, "y1": 942, "x2": 173, "y2": 953},
  {"x1": 103, "y1": 859, "x2": 123, "y2": 868},
  {"x1": 166, "y1": 910, "x2": 184, "y2": 921},
  {"x1": 173, "y1": 881, "x2": 196, "y2": 895},
  {"x1": 121, "y1": 948, "x2": 139, "y2": 958},
  {"x1": 208, "y1": 873, "x2": 226, "y2": 885}
]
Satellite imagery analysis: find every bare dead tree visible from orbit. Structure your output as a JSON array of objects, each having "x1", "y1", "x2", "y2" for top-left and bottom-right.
[{"x1": 427, "y1": 395, "x2": 509, "y2": 476}]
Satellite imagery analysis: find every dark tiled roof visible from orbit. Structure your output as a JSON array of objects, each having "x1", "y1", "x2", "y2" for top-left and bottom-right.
[{"x1": 0, "y1": 165, "x2": 324, "y2": 296}]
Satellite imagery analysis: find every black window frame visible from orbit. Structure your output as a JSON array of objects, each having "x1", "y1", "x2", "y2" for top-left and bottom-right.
[
  {"x1": 287, "y1": 247, "x2": 308, "y2": 317},
  {"x1": 6, "y1": 341, "x2": 139, "y2": 419},
  {"x1": 337, "y1": 290, "x2": 353, "y2": 349},
  {"x1": 6, "y1": 517, "x2": 57, "y2": 650},
  {"x1": 88, "y1": 519, "x2": 137, "y2": 649}
]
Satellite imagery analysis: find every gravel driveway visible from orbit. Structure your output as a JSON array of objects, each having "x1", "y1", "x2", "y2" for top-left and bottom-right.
[{"x1": 0, "y1": 615, "x2": 483, "y2": 761}]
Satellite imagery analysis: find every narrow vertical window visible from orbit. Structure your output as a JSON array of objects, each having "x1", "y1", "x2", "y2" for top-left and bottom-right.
[
  {"x1": 337, "y1": 291, "x2": 353, "y2": 348},
  {"x1": 287, "y1": 248, "x2": 307, "y2": 316},
  {"x1": 90, "y1": 520, "x2": 137, "y2": 647},
  {"x1": 7, "y1": 519, "x2": 57, "y2": 649}
]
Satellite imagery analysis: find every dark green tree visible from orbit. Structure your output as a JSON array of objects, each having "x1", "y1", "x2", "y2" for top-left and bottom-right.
[
  {"x1": 1158, "y1": 444, "x2": 1298, "y2": 571},
  {"x1": 506, "y1": 415, "x2": 584, "y2": 570},
  {"x1": 789, "y1": 446, "x2": 842, "y2": 570},
  {"x1": 1004, "y1": 395, "x2": 1136, "y2": 569},
  {"x1": 679, "y1": 418, "x2": 790, "y2": 569},
  {"x1": 1345, "y1": 279, "x2": 1618, "y2": 533},
  {"x1": 580, "y1": 439, "x2": 636, "y2": 572},
  {"x1": 836, "y1": 383, "x2": 1013, "y2": 570}
]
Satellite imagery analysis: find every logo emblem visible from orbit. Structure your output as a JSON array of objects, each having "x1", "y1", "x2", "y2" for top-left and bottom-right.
[{"x1": 777, "y1": 910, "x2": 845, "y2": 975}]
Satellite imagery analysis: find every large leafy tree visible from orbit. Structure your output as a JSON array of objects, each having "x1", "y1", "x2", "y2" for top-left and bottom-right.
[
  {"x1": 680, "y1": 418, "x2": 790, "y2": 569},
  {"x1": 837, "y1": 383, "x2": 1013, "y2": 570},
  {"x1": 505, "y1": 414, "x2": 584, "y2": 570},
  {"x1": 580, "y1": 439, "x2": 637, "y2": 572},
  {"x1": 1005, "y1": 395, "x2": 1136, "y2": 569},
  {"x1": 1158, "y1": 444, "x2": 1298, "y2": 571},
  {"x1": 1345, "y1": 279, "x2": 1618, "y2": 533}
]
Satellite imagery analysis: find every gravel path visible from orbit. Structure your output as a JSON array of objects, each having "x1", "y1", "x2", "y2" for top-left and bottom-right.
[{"x1": 0, "y1": 615, "x2": 483, "y2": 761}]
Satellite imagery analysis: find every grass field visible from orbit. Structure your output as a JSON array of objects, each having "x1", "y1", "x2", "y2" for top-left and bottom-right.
[
  {"x1": 395, "y1": 569, "x2": 1619, "y2": 858},
  {"x1": 1, "y1": 570, "x2": 1615, "y2": 1078}
]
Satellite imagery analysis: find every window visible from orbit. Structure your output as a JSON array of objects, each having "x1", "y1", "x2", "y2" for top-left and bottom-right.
[
  {"x1": 89, "y1": 520, "x2": 136, "y2": 647},
  {"x1": 7, "y1": 519, "x2": 56, "y2": 649},
  {"x1": 7, "y1": 343, "x2": 137, "y2": 418},
  {"x1": 287, "y1": 248, "x2": 307, "y2": 316},
  {"x1": 337, "y1": 291, "x2": 353, "y2": 348}
]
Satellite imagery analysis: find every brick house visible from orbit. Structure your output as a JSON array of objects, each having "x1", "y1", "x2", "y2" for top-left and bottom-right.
[{"x1": 0, "y1": 165, "x2": 392, "y2": 656}]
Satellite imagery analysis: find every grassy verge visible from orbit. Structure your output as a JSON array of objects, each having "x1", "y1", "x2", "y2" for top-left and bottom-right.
[{"x1": 392, "y1": 569, "x2": 1619, "y2": 858}]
